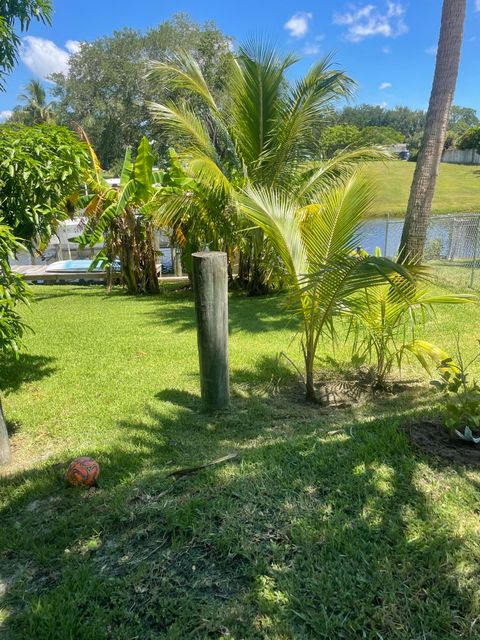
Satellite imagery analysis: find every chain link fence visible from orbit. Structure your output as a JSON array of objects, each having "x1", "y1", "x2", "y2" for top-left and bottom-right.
[{"x1": 361, "y1": 213, "x2": 480, "y2": 291}]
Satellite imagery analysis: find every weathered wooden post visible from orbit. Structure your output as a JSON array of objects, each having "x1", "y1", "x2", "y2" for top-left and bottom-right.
[{"x1": 192, "y1": 252, "x2": 230, "y2": 411}]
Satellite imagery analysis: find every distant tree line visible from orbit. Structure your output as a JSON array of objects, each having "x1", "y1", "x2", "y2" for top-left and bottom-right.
[
  {"x1": 331, "y1": 103, "x2": 478, "y2": 157},
  {"x1": 4, "y1": 12, "x2": 479, "y2": 169}
]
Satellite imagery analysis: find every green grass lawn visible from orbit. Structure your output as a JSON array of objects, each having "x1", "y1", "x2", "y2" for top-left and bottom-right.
[
  {"x1": 367, "y1": 161, "x2": 480, "y2": 217},
  {"x1": 1, "y1": 285, "x2": 480, "y2": 639}
]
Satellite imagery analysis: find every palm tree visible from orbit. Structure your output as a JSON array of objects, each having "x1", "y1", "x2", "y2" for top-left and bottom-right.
[
  {"x1": 399, "y1": 0, "x2": 467, "y2": 262},
  {"x1": 238, "y1": 175, "x2": 416, "y2": 401},
  {"x1": 147, "y1": 42, "x2": 382, "y2": 294},
  {"x1": 18, "y1": 79, "x2": 55, "y2": 124}
]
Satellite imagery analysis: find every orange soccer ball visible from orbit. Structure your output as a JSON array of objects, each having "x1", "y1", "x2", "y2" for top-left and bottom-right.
[{"x1": 66, "y1": 456, "x2": 100, "y2": 487}]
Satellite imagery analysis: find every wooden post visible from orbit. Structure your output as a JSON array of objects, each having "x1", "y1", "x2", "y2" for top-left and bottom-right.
[
  {"x1": 0, "y1": 398, "x2": 11, "y2": 466},
  {"x1": 174, "y1": 248, "x2": 182, "y2": 276},
  {"x1": 192, "y1": 252, "x2": 230, "y2": 411}
]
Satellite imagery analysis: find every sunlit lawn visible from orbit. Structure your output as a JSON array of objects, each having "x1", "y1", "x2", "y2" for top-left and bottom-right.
[
  {"x1": 367, "y1": 160, "x2": 480, "y2": 217},
  {"x1": 1, "y1": 284, "x2": 480, "y2": 639}
]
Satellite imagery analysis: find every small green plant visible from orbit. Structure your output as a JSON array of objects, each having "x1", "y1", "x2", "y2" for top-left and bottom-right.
[
  {"x1": 431, "y1": 341, "x2": 480, "y2": 440},
  {"x1": 347, "y1": 249, "x2": 474, "y2": 388},
  {"x1": 424, "y1": 238, "x2": 442, "y2": 260}
]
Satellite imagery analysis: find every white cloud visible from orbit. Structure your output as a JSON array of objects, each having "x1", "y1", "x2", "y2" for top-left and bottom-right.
[
  {"x1": 379, "y1": 81, "x2": 392, "y2": 89},
  {"x1": 476, "y1": 0, "x2": 480, "y2": 12},
  {"x1": 377, "y1": 101, "x2": 388, "y2": 109},
  {"x1": 20, "y1": 36, "x2": 80, "y2": 79},
  {"x1": 425, "y1": 44, "x2": 438, "y2": 55},
  {"x1": 382, "y1": 45, "x2": 391, "y2": 53},
  {"x1": 65, "y1": 40, "x2": 82, "y2": 55},
  {"x1": 0, "y1": 110, "x2": 13, "y2": 122},
  {"x1": 303, "y1": 34, "x2": 325, "y2": 55},
  {"x1": 284, "y1": 12, "x2": 313, "y2": 38},
  {"x1": 334, "y1": 2, "x2": 408, "y2": 42}
]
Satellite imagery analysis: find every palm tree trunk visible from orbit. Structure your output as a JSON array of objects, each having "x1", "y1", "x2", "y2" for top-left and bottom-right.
[
  {"x1": 398, "y1": 0, "x2": 466, "y2": 263},
  {"x1": 0, "y1": 397, "x2": 11, "y2": 465},
  {"x1": 144, "y1": 222, "x2": 160, "y2": 294},
  {"x1": 302, "y1": 336, "x2": 317, "y2": 403}
]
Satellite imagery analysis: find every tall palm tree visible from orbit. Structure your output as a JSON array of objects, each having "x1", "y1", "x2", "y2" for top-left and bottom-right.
[
  {"x1": 147, "y1": 42, "x2": 382, "y2": 294},
  {"x1": 18, "y1": 79, "x2": 54, "y2": 124},
  {"x1": 399, "y1": 0, "x2": 467, "y2": 262}
]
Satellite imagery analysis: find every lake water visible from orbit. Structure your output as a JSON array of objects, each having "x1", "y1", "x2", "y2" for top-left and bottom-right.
[
  {"x1": 11, "y1": 215, "x2": 480, "y2": 270},
  {"x1": 361, "y1": 215, "x2": 480, "y2": 259}
]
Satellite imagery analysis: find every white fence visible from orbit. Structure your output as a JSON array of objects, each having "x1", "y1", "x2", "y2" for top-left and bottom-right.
[{"x1": 442, "y1": 148, "x2": 480, "y2": 165}]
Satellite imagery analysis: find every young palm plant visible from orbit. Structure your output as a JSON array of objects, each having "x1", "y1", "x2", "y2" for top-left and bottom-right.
[
  {"x1": 147, "y1": 41, "x2": 383, "y2": 294},
  {"x1": 238, "y1": 175, "x2": 416, "y2": 402},
  {"x1": 346, "y1": 259, "x2": 475, "y2": 388}
]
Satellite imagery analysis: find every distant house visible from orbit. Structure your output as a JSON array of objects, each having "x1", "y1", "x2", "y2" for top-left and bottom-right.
[
  {"x1": 386, "y1": 143, "x2": 408, "y2": 155},
  {"x1": 385, "y1": 143, "x2": 409, "y2": 160}
]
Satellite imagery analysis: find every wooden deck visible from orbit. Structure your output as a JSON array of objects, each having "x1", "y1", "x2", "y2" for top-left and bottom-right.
[{"x1": 12, "y1": 265, "x2": 189, "y2": 285}]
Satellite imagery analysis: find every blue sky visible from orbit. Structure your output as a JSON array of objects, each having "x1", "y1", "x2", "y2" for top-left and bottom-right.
[{"x1": 1, "y1": 0, "x2": 479, "y2": 121}]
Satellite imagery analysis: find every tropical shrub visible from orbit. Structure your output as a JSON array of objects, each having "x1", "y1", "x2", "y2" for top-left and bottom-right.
[
  {"x1": 0, "y1": 124, "x2": 90, "y2": 251},
  {"x1": 239, "y1": 176, "x2": 416, "y2": 401},
  {"x1": 76, "y1": 137, "x2": 166, "y2": 294},
  {"x1": 431, "y1": 344, "x2": 480, "y2": 438},
  {"x1": 0, "y1": 220, "x2": 30, "y2": 464},
  {"x1": 147, "y1": 43, "x2": 383, "y2": 295}
]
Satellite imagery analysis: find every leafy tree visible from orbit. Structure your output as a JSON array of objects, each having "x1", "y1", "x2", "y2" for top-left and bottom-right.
[
  {"x1": 0, "y1": 221, "x2": 30, "y2": 464},
  {"x1": 448, "y1": 104, "x2": 478, "y2": 134},
  {"x1": 358, "y1": 126, "x2": 404, "y2": 146},
  {"x1": 0, "y1": 0, "x2": 52, "y2": 89},
  {"x1": 50, "y1": 14, "x2": 232, "y2": 169},
  {"x1": 148, "y1": 43, "x2": 381, "y2": 295},
  {"x1": 339, "y1": 104, "x2": 426, "y2": 139},
  {"x1": 15, "y1": 79, "x2": 54, "y2": 124},
  {"x1": 457, "y1": 125, "x2": 480, "y2": 152},
  {"x1": 0, "y1": 124, "x2": 90, "y2": 251},
  {"x1": 319, "y1": 124, "x2": 404, "y2": 158},
  {"x1": 319, "y1": 124, "x2": 361, "y2": 158}
]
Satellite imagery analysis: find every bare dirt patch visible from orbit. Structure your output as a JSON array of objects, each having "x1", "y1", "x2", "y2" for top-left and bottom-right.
[{"x1": 408, "y1": 420, "x2": 480, "y2": 467}]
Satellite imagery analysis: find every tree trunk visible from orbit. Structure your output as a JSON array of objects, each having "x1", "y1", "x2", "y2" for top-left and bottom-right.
[
  {"x1": 0, "y1": 397, "x2": 11, "y2": 466},
  {"x1": 398, "y1": 0, "x2": 466, "y2": 263},
  {"x1": 303, "y1": 338, "x2": 317, "y2": 403}
]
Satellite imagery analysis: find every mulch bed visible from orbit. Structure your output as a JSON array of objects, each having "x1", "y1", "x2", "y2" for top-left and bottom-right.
[{"x1": 408, "y1": 420, "x2": 480, "y2": 467}]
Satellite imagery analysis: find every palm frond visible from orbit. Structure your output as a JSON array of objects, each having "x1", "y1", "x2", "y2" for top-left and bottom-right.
[
  {"x1": 146, "y1": 52, "x2": 219, "y2": 112},
  {"x1": 147, "y1": 100, "x2": 219, "y2": 161},
  {"x1": 238, "y1": 184, "x2": 306, "y2": 280},
  {"x1": 229, "y1": 40, "x2": 296, "y2": 174},
  {"x1": 294, "y1": 148, "x2": 390, "y2": 203}
]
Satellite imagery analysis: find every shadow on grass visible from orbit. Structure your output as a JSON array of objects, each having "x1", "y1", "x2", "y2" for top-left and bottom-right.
[
  {"x1": 0, "y1": 353, "x2": 56, "y2": 395},
  {"x1": 130, "y1": 289, "x2": 299, "y2": 335},
  {"x1": 0, "y1": 380, "x2": 478, "y2": 638}
]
